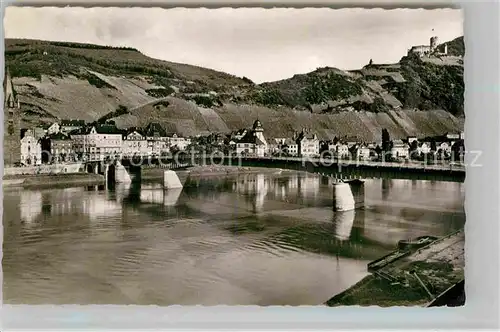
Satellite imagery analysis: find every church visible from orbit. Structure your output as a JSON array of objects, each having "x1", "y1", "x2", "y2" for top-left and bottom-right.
[
  {"x1": 4, "y1": 69, "x2": 22, "y2": 167},
  {"x1": 235, "y1": 120, "x2": 269, "y2": 157}
]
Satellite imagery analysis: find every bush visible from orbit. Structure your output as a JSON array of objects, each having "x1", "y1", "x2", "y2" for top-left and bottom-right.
[{"x1": 146, "y1": 87, "x2": 174, "y2": 98}]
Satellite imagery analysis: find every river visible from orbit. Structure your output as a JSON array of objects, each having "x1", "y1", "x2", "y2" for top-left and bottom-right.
[{"x1": 2, "y1": 172, "x2": 465, "y2": 305}]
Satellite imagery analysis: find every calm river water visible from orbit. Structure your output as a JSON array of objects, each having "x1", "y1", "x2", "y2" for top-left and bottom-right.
[{"x1": 3, "y1": 172, "x2": 465, "y2": 305}]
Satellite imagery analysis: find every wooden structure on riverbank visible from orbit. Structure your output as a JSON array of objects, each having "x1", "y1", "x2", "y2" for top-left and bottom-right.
[{"x1": 326, "y1": 230, "x2": 465, "y2": 307}]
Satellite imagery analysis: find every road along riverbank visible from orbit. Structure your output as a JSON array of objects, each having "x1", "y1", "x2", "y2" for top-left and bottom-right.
[
  {"x1": 3, "y1": 166, "x2": 285, "y2": 189},
  {"x1": 325, "y1": 229, "x2": 465, "y2": 307},
  {"x1": 3, "y1": 173, "x2": 105, "y2": 189}
]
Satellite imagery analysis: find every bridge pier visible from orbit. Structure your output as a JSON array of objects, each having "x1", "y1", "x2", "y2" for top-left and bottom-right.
[
  {"x1": 163, "y1": 170, "x2": 183, "y2": 189},
  {"x1": 115, "y1": 161, "x2": 132, "y2": 184},
  {"x1": 332, "y1": 179, "x2": 365, "y2": 212},
  {"x1": 332, "y1": 182, "x2": 355, "y2": 211},
  {"x1": 105, "y1": 161, "x2": 132, "y2": 185}
]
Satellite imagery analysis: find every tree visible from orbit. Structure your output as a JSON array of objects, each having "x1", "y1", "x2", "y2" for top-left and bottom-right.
[
  {"x1": 409, "y1": 140, "x2": 419, "y2": 159},
  {"x1": 451, "y1": 139, "x2": 465, "y2": 162},
  {"x1": 169, "y1": 145, "x2": 180, "y2": 156},
  {"x1": 7, "y1": 122, "x2": 14, "y2": 135},
  {"x1": 382, "y1": 128, "x2": 390, "y2": 150},
  {"x1": 381, "y1": 129, "x2": 393, "y2": 162},
  {"x1": 430, "y1": 140, "x2": 437, "y2": 151}
]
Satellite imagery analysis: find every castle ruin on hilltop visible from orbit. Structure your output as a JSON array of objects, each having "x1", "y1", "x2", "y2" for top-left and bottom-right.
[{"x1": 407, "y1": 36, "x2": 449, "y2": 58}]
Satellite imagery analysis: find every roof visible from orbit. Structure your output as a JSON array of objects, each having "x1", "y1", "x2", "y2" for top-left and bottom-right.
[
  {"x1": 144, "y1": 122, "x2": 167, "y2": 137},
  {"x1": 283, "y1": 138, "x2": 297, "y2": 146},
  {"x1": 238, "y1": 131, "x2": 266, "y2": 145},
  {"x1": 41, "y1": 122, "x2": 58, "y2": 130},
  {"x1": 48, "y1": 132, "x2": 71, "y2": 140},
  {"x1": 236, "y1": 129, "x2": 247, "y2": 135},
  {"x1": 343, "y1": 135, "x2": 359, "y2": 142},
  {"x1": 61, "y1": 119, "x2": 85, "y2": 127},
  {"x1": 4, "y1": 68, "x2": 18, "y2": 106},
  {"x1": 69, "y1": 124, "x2": 123, "y2": 135},
  {"x1": 123, "y1": 127, "x2": 146, "y2": 137},
  {"x1": 20, "y1": 128, "x2": 30, "y2": 139},
  {"x1": 252, "y1": 119, "x2": 263, "y2": 130},
  {"x1": 392, "y1": 139, "x2": 407, "y2": 147},
  {"x1": 296, "y1": 131, "x2": 318, "y2": 142},
  {"x1": 94, "y1": 124, "x2": 124, "y2": 135}
]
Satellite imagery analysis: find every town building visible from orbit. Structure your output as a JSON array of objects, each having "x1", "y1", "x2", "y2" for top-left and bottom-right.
[
  {"x1": 407, "y1": 136, "x2": 418, "y2": 144},
  {"x1": 44, "y1": 122, "x2": 61, "y2": 135},
  {"x1": 122, "y1": 128, "x2": 149, "y2": 157},
  {"x1": 40, "y1": 132, "x2": 73, "y2": 163},
  {"x1": 281, "y1": 138, "x2": 299, "y2": 156},
  {"x1": 167, "y1": 133, "x2": 191, "y2": 151},
  {"x1": 4, "y1": 69, "x2": 22, "y2": 166},
  {"x1": 343, "y1": 136, "x2": 359, "y2": 148},
  {"x1": 391, "y1": 139, "x2": 410, "y2": 159},
  {"x1": 20, "y1": 129, "x2": 42, "y2": 166},
  {"x1": 437, "y1": 142, "x2": 452, "y2": 156},
  {"x1": 274, "y1": 138, "x2": 287, "y2": 145},
  {"x1": 144, "y1": 122, "x2": 168, "y2": 156},
  {"x1": 356, "y1": 145, "x2": 371, "y2": 161},
  {"x1": 206, "y1": 133, "x2": 224, "y2": 146},
  {"x1": 70, "y1": 124, "x2": 123, "y2": 161},
  {"x1": 267, "y1": 142, "x2": 280, "y2": 155},
  {"x1": 234, "y1": 129, "x2": 248, "y2": 141},
  {"x1": 327, "y1": 142, "x2": 337, "y2": 152},
  {"x1": 336, "y1": 143, "x2": 350, "y2": 159},
  {"x1": 60, "y1": 119, "x2": 85, "y2": 134},
  {"x1": 296, "y1": 129, "x2": 320, "y2": 157},
  {"x1": 32, "y1": 127, "x2": 47, "y2": 139},
  {"x1": 235, "y1": 120, "x2": 268, "y2": 157},
  {"x1": 417, "y1": 142, "x2": 432, "y2": 155}
]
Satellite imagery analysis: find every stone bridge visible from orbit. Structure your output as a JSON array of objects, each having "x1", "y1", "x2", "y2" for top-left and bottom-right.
[{"x1": 84, "y1": 155, "x2": 465, "y2": 212}]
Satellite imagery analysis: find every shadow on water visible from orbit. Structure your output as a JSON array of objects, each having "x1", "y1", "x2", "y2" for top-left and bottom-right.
[
  {"x1": 2, "y1": 171, "x2": 466, "y2": 305},
  {"x1": 223, "y1": 207, "x2": 394, "y2": 261}
]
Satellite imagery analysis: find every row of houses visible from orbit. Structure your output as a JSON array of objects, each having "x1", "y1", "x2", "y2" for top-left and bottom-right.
[
  {"x1": 19, "y1": 121, "x2": 192, "y2": 165},
  {"x1": 228, "y1": 120, "x2": 464, "y2": 161},
  {"x1": 18, "y1": 116, "x2": 464, "y2": 166}
]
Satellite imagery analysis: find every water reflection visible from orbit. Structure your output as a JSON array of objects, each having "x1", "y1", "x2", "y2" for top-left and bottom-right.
[
  {"x1": 332, "y1": 210, "x2": 355, "y2": 241},
  {"x1": 19, "y1": 191, "x2": 42, "y2": 224},
  {"x1": 3, "y1": 173, "x2": 465, "y2": 305}
]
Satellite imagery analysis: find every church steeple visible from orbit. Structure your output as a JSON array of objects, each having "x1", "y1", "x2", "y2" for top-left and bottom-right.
[
  {"x1": 3, "y1": 67, "x2": 22, "y2": 166},
  {"x1": 4, "y1": 68, "x2": 19, "y2": 108}
]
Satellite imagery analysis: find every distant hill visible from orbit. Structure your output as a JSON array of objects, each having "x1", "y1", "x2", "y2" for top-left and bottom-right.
[
  {"x1": 5, "y1": 37, "x2": 464, "y2": 140},
  {"x1": 441, "y1": 36, "x2": 465, "y2": 57}
]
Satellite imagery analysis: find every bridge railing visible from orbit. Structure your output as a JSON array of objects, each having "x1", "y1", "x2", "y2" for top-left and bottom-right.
[{"x1": 91, "y1": 154, "x2": 465, "y2": 173}]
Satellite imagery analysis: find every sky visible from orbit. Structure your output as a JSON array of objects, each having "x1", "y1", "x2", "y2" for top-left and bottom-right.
[{"x1": 4, "y1": 7, "x2": 463, "y2": 83}]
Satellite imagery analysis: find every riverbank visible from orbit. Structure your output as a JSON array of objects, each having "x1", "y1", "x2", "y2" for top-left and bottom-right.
[
  {"x1": 3, "y1": 166, "x2": 285, "y2": 189},
  {"x1": 141, "y1": 165, "x2": 284, "y2": 181},
  {"x1": 3, "y1": 173, "x2": 105, "y2": 189},
  {"x1": 326, "y1": 230, "x2": 465, "y2": 307}
]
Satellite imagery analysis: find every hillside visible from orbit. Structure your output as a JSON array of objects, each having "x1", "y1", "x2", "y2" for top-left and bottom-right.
[{"x1": 5, "y1": 38, "x2": 464, "y2": 140}]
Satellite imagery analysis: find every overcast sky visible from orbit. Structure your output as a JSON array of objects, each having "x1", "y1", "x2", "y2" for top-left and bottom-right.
[{"x1": 4, "y1": 7, "x2": 463, "y2": 83}]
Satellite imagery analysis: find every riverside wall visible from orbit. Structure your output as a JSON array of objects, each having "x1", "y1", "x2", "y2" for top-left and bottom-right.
[{"x1": 3, "y1": 163, "x2": 84, "y2": 176}]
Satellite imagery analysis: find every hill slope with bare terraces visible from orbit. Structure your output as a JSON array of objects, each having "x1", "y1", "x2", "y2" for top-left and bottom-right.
[{"x1": 5, "y1": 36, "x2": 464, "y2": 140}]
